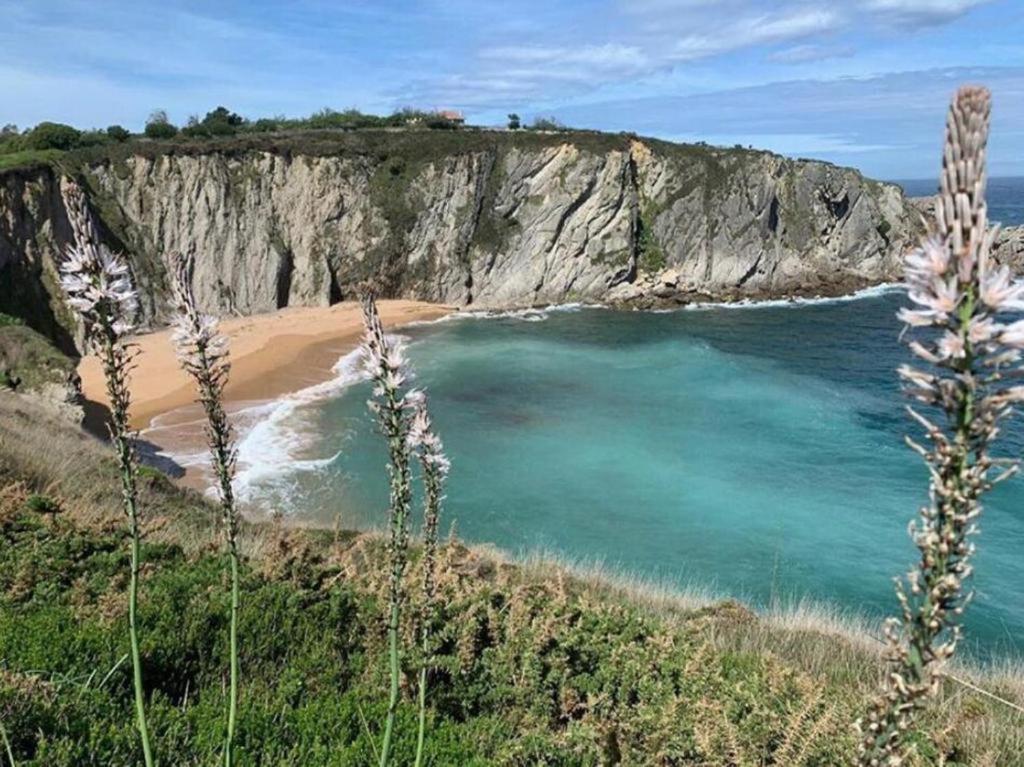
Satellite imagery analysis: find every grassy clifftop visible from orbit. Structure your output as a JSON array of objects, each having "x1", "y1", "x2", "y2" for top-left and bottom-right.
[
  {"x1": 0, "y1": 126, "x2": 779, "y2": 183},
  {"x1": 0, "y1": 392, "x2": 1019, "y2": 766}
]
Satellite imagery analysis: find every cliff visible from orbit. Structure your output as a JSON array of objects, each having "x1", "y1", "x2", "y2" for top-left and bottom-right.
[{"x1": 1, "y1": 130, "x2": 922, "y2": 351}]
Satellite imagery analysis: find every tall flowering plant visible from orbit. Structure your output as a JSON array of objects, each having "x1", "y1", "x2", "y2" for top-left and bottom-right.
[
  {"x1": 360, "y1": 295, "x2": 417, "y2": 767},
  {"x1": 858, "y1": 86, "x2": 1024, "y2": 764},
  {"x1": 58, "y1": 178, "x2": 154, "y2": 767},
  {"x1": 167, "y1": 252, "x2": 241, "y2": 767},
  {"x1": 408, "y1": 396, "x2": 449, "y2": 767}
]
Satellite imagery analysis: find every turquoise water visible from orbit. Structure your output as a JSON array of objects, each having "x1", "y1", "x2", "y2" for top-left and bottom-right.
[{"x1": 238, "y1": 292, "x2": 1024, "y2": 659}]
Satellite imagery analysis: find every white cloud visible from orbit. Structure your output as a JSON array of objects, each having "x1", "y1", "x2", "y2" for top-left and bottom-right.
[
  {"x1": 670, "y1": 9, "x2": 842, "y2": 61},
  {"x1": 770, "y1": 44, "x2": 856, "y2": 64},
  {"x1": 861, "y1": 0, "x2": 994, "y2": 26},
  {"x1": 480, "y1": 44, "x2": 651, "y2": 74}
]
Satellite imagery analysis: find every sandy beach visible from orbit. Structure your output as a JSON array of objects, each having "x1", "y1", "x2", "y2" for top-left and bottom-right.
[{"x1": 78, "y1": 300, "x2": 454, "y2": 431}]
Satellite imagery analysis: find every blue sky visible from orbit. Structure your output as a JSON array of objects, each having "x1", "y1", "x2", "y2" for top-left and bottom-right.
[{"x1": 2, "y1": 0, "x2": 1023, "y2": 178}]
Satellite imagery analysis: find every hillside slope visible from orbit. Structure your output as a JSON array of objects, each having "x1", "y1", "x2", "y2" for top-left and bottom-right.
[{"x1": 1, "y1": 390, "x2": 1021, "y2": 765}]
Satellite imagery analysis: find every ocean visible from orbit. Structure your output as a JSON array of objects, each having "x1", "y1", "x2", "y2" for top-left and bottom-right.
[
  {"x1": 895, "y1": 176, "x2": 1024, "y2": 226},
  {"x1": 218, "y1": 290, "x2": 1024, "y2": 660}
]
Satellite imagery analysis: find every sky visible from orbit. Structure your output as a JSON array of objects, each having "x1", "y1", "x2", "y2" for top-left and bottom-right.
[{"x1": 1, "y1": 0, "x2": 1023, "y2": 179}]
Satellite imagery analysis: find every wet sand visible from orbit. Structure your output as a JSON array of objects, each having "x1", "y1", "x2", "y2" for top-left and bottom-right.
[{"x1": 78, "y1": 300, "x2": 454, "y2": 431}]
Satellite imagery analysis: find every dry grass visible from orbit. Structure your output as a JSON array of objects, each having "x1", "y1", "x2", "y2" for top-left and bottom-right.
[{"x1": 3, "y1": 391, "x2": 1023, "y2": 764}]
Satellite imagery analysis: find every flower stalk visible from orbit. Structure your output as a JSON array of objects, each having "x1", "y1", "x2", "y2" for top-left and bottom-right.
[
  {"x1": 857, "y1": 86, "x2": 1024, "y2": 765},
  {"x1": 408, "y1": 396, "x2": 449, "y2": 767},
  {"x1": 167, "y1": 252, "x2": 240, "y2": 766},
  {"x1": 360, "y1": 295, "x2": 417, "y2": 767},
  {"x1": 58, "y1": 179, "x2": 153, "y2": 767}
]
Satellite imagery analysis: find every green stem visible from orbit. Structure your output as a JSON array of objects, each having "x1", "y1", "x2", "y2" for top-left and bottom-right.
[
  {"x1": 0, "y1": 716, "x2": 17, "y2": 767},
  {"x1": 413, "y1": 653, "x2": 428, "y2": 767},
  {"x1": 379, "y1": 596, "x2": 401, "y2": 767},
  {"x1": 225, "y1": 542, "x2": 239, "y2": 766},
  {"x1": 103, "y1": 331, "x2": 154, "y2": 767},
  {"x1": 378, "y1": 397, "x2": 411, "y2": 767},
  {"x1": 127, "y1": 501, "x2": 154, "y2": 767}
]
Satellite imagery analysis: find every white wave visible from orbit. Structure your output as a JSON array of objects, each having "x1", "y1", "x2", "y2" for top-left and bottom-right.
[
  {"x1": 673, "y1": 282, "x2": 903, "y2": 312},
  {"x1": 228, "y1": 346, "x2": 372, "y2": 507},
  {"x1": 146, "y1": 339, "x2": 393, "y2": 511},
  {"x1": 403, "y1": 301, "x2": 606, "y2": 326}
]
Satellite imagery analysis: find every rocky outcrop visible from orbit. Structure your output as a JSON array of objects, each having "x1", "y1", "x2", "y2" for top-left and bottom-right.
[
  {"x1": 0, "y1": 131, "x2": 923, "y2": 350},
  {"x1": 0, "y1": 324, "x2": 83, "y2": 423}
]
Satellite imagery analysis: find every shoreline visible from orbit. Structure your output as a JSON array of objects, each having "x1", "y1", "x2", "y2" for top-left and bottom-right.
[
  {"x1": 77, "y1": 283, "x2": 903, "y2": 490},
  {"x1": 78, "y1": 299, "x2": 454, "y2": 432}
]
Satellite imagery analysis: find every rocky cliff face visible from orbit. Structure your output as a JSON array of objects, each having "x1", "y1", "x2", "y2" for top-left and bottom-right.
[{"x1": 1, "y1": 131, "x2": 922, "y2": 350}]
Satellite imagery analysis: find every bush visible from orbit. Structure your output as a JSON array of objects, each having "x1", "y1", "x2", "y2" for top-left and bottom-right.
[
  {"x1": 25, "y1": 494, "x2": 60, "y2": 516},
  {"x1": 529, "y1": 116, "x2": 563, "y2": 131},
  {"x1": 250, "y1": 118, "x2": 280, "y2": 133},
  {"x1": 144, "y1": 110, "x2": 178, "y2": 139},
  {"x1": 106, "y1": 125, "x2": 131, "y2": 142},
  {"x1": 23, "y1": 122, "x2": 81, "y2": 151},
  {"x1": 76, "y1": 130, "x2": 111, "y2": 148},
  {"x1": 144, "y1": 121, "x2": 177, "y2": 139}
]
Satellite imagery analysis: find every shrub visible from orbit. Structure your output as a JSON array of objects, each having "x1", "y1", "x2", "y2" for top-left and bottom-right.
[
  {"x1": 250, "y1": 118, "x2": 280, "y2": 133},
  {"x1": 199, "y1": 106, "x2": 245, "y2": 136},
  {"x1": 529, "y1": 116, "x2": 563, "y2": 131},
  {"x1": 106, "y1": 125, "x2": 131, "y2": 142},
  {"x1": 77, "y1": 130, "x2": 111, "y2": 148},
  {"x1": 25, "y1": 494, "x2": 60, "y2": 516},
  {"x1": 144, "y1": 110, "x2": 177, "y2": 139},
  {"x1": 23, "y1": 122, "x2": 81, "y2": 151}
]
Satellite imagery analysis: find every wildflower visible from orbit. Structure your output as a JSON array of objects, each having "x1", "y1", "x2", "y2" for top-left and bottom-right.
[
  {"x1": 361, "y1": 294, "x2": 414, "y2": 767},
  {"x1": 1000, "y1": 319, "x2": 1024, "y2": 348},
  {"x1": 59, "y1": 181, "x2": 138, "y2": 339},
  {"x1": 861, "y1": 86, "x2": 1024, "y2": 765},
  {"x1": 407, "y1": 393, "x2": 449, "y2": 767},
  {"x1": 980, "y1": 264, "x2": 1024, "y2": 311},
  {"x1": 167, "y1": 252, "x2": 240, "y2": 767},
  {"x1": 58, "y1": 178, "x2": 154, "y2": 767}
]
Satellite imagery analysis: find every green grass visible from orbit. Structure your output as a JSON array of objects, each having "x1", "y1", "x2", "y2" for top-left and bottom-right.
[
  {"x1": 0, "y1": 324, "x2": 77, "y2": 394},
  {"x1": 0, "y1": 393, "x2": 1021, "y2": 765},
  {"x1": 0, "y1": 149, "x2": 65, "y2": 172}
]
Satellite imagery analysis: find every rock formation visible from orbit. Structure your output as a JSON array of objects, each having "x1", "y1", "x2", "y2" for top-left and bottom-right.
[{"x1": 1, "y1": 130, "x2": 924, "y2": 352}]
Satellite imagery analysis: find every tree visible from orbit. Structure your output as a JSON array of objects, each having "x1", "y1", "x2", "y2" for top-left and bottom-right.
[
  {"x1": 106, "y1": 125, "x2": 131, "y2": 142},
  {"x1": 200, "y1": 106, "x2": 245, "y2": 136},
  {"x1": 507, "y1": 113, "x2": 521, "y2": 130},
  {"x1": 1, "y1": 124, "x2": 17, "y2": 137},
  {"x1": 24, "y1": 122, "x2": 81, "y2": 151},
  {"x1": 144, "y1": 110, "x2": 178, "y2": 139},
  {"x1": 529, "y1": 116, "x2": 562, "y2": 131}
]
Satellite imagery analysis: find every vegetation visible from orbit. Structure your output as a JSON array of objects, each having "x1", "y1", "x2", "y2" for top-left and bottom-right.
[
  {"x1": 0, "y1": 391, "x2": 1021, "y2": 765},
  {"x1": 0, "y1": 323, "x2": 76, "y2": 394},
  {"x1": 59, "y1": 179, "x2": 154, "y2": 766},
  {"x1": 858, "y1": 86, "x2": 1021, "y2": 765},
  {"x1": 0, "y1": 106, "x2": 474, "y2": 169},
  {"x1": 144, "y1": 111, "x2": 178, "y2": 140},
  {"x1": 528, "y1": 116, "x2": 564, "y2": 131},
  {"x1": 167, "y1": 253, "x2": 243, "y2": 765},
  {"x1": 2, "y1": 89, "x2": 1022, "y2": 766}
]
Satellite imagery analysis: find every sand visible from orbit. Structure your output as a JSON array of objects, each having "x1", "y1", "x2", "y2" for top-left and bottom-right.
[{"x1": 78, "y1": 300, "x2": 454, "y2": 431}]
